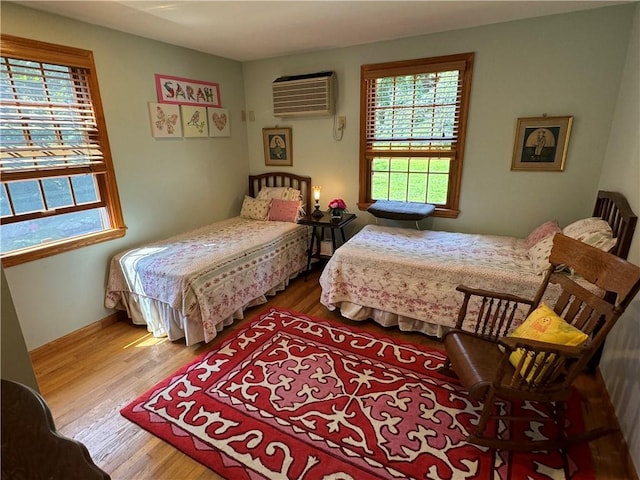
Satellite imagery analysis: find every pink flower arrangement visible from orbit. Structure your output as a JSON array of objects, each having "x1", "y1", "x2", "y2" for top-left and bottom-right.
[{"x1": 328, "y1": 198, "x2": 347, "y2": 210}]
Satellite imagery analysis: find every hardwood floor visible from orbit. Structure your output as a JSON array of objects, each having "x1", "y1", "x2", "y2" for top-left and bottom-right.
[{"x1": 30, "y1": 268, "x2": 637, "y2": 480}]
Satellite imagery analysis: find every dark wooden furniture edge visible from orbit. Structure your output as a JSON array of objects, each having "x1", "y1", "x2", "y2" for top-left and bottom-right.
[
  {"x1": 1, "y1": 379, "x2": 111, "y2": 479},
  {"x1": 298, "y1": 213, "x2": 357, "y2": 275}
]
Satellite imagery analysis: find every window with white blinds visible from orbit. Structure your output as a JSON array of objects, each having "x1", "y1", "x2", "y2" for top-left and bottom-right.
[
  {"x1": 0, "y1": 35, "x2": 125, "y2": 266},
  {"x1": 359, "y1": 53, "x2": 474, "y2": 217}
]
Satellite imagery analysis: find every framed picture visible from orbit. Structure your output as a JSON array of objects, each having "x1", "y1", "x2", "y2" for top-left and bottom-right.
[
  {"x1": 148, "y1": 102, "x2": 182, "y2": 138},
  {"x1": 181, "y1": 105, "x2": 208, "y2": 137},
  {"x1": 263, "y1": 127, "x2": 292, "y2": 166},
  {"x1": 511, "y1": 116, "x2": 573, "y2": 172},
  {"x1": 207, "y1": 107, "x2": 230, "y2": 137},
  {"x1": 155, "y1": 73, "x2": 221, "y2": 107}
]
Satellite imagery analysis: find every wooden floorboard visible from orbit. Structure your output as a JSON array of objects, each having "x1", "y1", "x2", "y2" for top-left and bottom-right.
[{"x1": 31, "y1": 268, "x2": 637, "y2": 480}]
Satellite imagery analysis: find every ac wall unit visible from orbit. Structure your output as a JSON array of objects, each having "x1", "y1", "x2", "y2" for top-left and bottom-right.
[{"x1": 272, "y1": 71, "x2": 336, "y2": 117}]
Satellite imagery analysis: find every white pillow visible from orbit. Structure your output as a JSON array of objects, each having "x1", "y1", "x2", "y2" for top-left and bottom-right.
[
  {"x1": 563, "y1": 217, "x2": 617, "y2": 252},
  {"x1": 256, "y1": 186, "x2": 301, "y2": 202},
  {"x1": 240, "y1": 195, "x2": 270, "y2": 220},
  {"x1": 528, "y1": 233, "x2": 556, "y2": 274}
]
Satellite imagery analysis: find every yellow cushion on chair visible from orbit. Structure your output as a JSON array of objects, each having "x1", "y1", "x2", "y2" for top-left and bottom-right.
[{"x1": 508, "y1": 303, "x2": 589, "y2": 382}]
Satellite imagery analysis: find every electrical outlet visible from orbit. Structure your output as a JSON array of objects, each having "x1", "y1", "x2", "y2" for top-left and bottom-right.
[{"x1": 338, "y1": 116, "x2": 346, "y2": 130}]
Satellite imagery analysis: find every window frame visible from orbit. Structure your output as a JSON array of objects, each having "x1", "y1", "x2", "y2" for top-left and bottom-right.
[
  {"x1": 1, "y1": 34, "x2": 125, "y2": 267},
  {"x1": 358, "y1": 52, "x2": 474, "y2": 218}
]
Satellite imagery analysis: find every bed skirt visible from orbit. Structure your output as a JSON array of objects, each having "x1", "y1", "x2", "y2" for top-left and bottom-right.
[
  {"x1": 115, "y1": 271, "x2": 302, "y2": 345},
  {"x1": 327, "y1": 301, "x2": 446, "y2": 337}
]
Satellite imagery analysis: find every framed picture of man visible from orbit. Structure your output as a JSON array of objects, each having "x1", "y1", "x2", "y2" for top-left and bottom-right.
[
  {"x1": 263, "y1": 127, "x2": 292, "y2": 166},
  {"x1": 511, "y1": 116, "x2": 573, "y2": 172}
]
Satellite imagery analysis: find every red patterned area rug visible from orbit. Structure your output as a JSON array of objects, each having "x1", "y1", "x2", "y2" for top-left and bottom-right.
[{"x1": 121, "y1": 308, "x2": 595, "y2": 480}]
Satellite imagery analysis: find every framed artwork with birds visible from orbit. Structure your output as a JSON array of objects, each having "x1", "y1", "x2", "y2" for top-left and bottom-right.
[{"x1": 181, "y1": 105, "x2": 209, "y2": 137}]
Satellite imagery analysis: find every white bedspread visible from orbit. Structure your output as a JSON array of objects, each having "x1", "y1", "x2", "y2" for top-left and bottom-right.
[
  {"x1": 319, "y1": 225, "x2": 554, "y2": 336},
  {"x1": 106, "y1": 217, "x2": 310, "y2": 345}
]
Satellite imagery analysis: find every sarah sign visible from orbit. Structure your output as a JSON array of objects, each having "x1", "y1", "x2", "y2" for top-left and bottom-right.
[{"x1": 155, "y1": 74, "x2": 221, "y2": 107}]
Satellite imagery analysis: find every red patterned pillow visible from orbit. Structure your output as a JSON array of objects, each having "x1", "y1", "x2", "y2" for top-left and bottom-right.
[
  {"x1": 268, "y1": 198, "x2": 300, "y2": 222},
  {"x1": 525, "y1": 220, "x2": 561, "y2": 249}
]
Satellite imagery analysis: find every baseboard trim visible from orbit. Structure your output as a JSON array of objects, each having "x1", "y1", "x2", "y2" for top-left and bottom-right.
[{"x1": 29, "y1": 310, "x2": 126, "y2": 364}]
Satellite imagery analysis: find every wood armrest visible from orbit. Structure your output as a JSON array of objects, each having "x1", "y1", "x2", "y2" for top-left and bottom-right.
[
  {"x1": 455, "y1": 285, "x2": 535, "y2": 305},
  {"x1": 454, "y1": 285, "x2": 535, "y2": 336}
]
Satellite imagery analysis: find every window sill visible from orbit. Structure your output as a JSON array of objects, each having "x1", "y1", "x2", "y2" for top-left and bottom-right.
[{"x1": 1, "y1": 227, "x2": 127, "y2": 268}]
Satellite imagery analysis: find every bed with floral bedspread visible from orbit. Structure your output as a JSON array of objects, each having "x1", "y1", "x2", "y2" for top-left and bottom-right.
[
  {"x1": 319, "y1": 191, "x2": 636, "y2": 337},
  {"x1": 105, "y1": 172, "x2": 312, "y2": 346}
]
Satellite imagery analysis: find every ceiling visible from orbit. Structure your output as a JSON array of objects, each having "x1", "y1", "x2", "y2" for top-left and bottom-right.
[{"x1": 15, "y1": 1, "x2": 626, "y2": 61}]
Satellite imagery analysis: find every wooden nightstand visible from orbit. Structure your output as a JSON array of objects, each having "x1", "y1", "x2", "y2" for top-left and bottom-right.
[{"x1": 297, "y1": 212, "x2": 357, "y2": 274}]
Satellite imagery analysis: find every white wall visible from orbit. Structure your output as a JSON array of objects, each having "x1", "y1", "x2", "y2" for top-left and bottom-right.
[
  {"x1": 598, "y1": 3, "x2": 640, "y2": 472},
  {"x1": 243, "y1": 5, "x2": 635, "y2": 236},
  {"x1": 1, "y1": 3, "x2": 250, "y2": 349}
]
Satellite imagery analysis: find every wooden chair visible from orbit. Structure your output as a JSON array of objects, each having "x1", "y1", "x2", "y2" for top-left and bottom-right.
[{"x1": 442, "y1": 233, "x2": 640, "y2": 451}]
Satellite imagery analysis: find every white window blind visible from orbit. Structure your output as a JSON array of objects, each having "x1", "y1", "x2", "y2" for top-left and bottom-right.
[
  {"x1": 1, "y1": 57, "x2": 106, "y2": 224},
  {"x1": 364, "y1": 69, "x2": 463, "y2": 153},
  {"x1": 0, "y1": 34, "x2": 125, "y2": 266}
]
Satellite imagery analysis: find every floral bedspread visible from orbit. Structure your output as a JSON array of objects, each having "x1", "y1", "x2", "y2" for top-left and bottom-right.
[
  {"x1": 319, "y1": 225, "x2": 548, "y2": 333},
  {"x1": 106, "y1": 217, "x2": 309, "y2": 344}
]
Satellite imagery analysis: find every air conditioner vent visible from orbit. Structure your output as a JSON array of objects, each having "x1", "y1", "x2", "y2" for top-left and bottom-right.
[{"x1": 272, "y1": 71, "x2": 336, "y2": 117}]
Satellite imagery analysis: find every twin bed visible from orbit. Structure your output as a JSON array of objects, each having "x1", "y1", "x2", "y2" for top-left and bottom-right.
[
  {"x1": 319, "y1": 191, "x2": 637, "y2": 336},
  {"x1": 105, "y1": 172, "x2": 312, "y2": 346},
  {"x1": 106, "y1": 180, "x2": 636, "y2": 346}
]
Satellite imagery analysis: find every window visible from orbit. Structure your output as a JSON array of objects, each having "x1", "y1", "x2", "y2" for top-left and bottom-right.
[
  {"x1": 358, "y1": 53, "x2": 474, "y2": 218},
  {"x1": 0, "y1": 35, "x2": 125, "y2": 267}
]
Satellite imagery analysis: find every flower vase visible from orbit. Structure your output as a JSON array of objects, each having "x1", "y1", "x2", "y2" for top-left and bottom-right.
[{"x1": 331, "y1": 208, "x2": 344, "y2": 219}]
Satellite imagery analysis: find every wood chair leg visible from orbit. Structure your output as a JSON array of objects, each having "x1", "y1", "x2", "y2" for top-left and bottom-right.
[
  {"x1": 553, "y1": 401, "x2": 571, "y2": 477},
  {"x1": 437, "y1": 357, "x2": 458, "y2": 378},
  {"x1": 471, "y1": 389, "x2": 498, "y2": 441},
  {"x1": 468, "y1": 396, "x2": 618, "y2": 452}
]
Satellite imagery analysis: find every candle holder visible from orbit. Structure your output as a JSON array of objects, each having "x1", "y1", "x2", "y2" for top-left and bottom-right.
[{"x1": 312, "y1": 185, "x2": 324, "y2": 217}]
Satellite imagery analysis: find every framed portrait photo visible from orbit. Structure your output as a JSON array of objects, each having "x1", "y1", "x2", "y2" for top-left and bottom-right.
[
  {"x1": 263, "y1": 127, "x2": 292, "y2": 166},
  {"x1": 511, "y1": 116, "x2": 573, "y2": 172}
]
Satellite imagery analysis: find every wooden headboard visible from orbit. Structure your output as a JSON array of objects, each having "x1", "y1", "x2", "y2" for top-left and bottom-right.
[
  {"x1": 249, "y1": 172, "x2": 312, "y2": 211},
  {"x1": 589, "y1": 190, "x2": 637, "y2": 371},
  {"x1": 593, "y1": 190, "x2": 637, "y2": 260}
]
